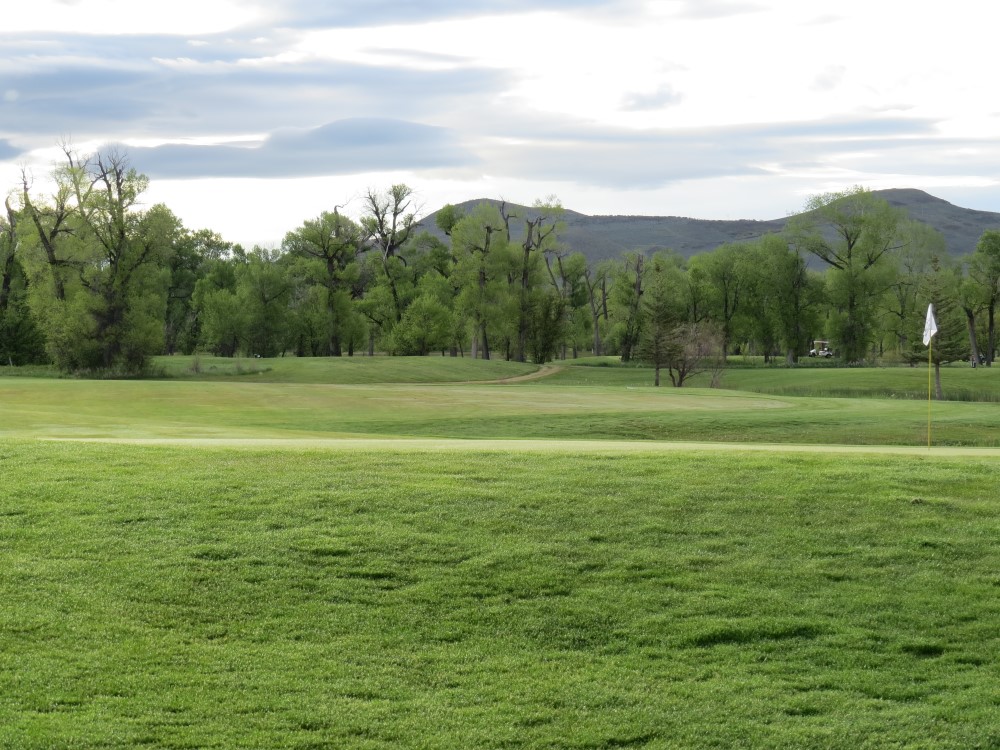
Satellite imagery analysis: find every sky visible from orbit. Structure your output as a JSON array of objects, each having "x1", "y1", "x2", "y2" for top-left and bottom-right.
[{"x1": 2, "y1": 0, "x2": 998, "y2": 248}]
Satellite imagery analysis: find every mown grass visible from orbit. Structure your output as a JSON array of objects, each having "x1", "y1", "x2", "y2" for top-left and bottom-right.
[
  {"x1": 2, "y1": 441, "x2": 999, "y2": 749},
  {"x1": 558, "y1": 357, "x2": 1000, "y2": 401},
  {"x1": 4, "y1": 376, "x2": 1000, "y2": 446}
]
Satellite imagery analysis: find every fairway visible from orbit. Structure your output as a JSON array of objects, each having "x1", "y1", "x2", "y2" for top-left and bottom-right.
[
  {"x1": 3, "y1": 361, "x2": 1000, "y2": 748},
  {"x1": 41, "y1": 435, "x2": 1000, "y2": 458},
  {"x1": 2, "y1": 440, "x2": 999, "y2": 748}
]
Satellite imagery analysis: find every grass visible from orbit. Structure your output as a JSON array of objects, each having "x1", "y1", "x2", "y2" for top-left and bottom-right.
[
  {"x1": 2, "y1": 441, "x2": 999, "y2": 748},
  {"x1": 151, "y1": 354, "x2": 539, "y2": 384},
  {"x1": 4, "y1": 376, "x2": 1000, "y2": 446},
  {"x1": 4, "y1": 357, "x2": 1000, "y2": 747}
]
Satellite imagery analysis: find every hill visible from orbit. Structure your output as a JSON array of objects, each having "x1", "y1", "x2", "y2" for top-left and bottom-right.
[{"x1": 417, "y1": 189, "x2": 1000, "y2": 263}]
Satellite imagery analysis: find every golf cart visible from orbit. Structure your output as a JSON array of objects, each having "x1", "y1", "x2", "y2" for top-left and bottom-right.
[{"x1": 809, "y1": 340, "x2": 834, "y2": 358}]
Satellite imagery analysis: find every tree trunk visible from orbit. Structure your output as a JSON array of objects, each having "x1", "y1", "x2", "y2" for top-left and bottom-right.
[
  {"x1": 654, "y1": 364, "x2": 660, "y2": 386},
  {"x1": 934, "y1": 362, "x2": 944, "y2": 401},
  {"x1": 989, "y1": 301, "x2": 996, "y2": 366},
  {"x1": 965, "y1": 309, "x2": 980, "y2": 367},
  {"x1": 591, "y1": 312, "x2": 602, "y2": 356},
  {"x1": 480, "y1": 323, "x2": 490, "y2": 360}
]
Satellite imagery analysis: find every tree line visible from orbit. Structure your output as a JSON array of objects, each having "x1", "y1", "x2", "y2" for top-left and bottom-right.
[{"x1": 2, "y1": 148, "x2": 999, "y2": 386}]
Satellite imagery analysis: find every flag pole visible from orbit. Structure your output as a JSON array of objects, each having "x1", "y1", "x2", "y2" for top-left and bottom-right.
[
  {"x1": 927, "y1": 338, "x2": 932, "y2": 449},
  {"x1": 923, "y1": 303, "x2": 937, "y2": 450}
]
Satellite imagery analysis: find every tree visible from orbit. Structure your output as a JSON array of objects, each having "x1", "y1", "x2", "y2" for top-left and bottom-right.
[
  {"x1": 637, "y1": 252, "x2": 695, "y2": 385},
  {"x1": 36, "y1": 148, "x2": 178, "y2": 373},
  {"x1": 165, "y1": 228, "x2": 238, "y2": 355},
  {"x1": 283, "y1": 209, "x2": 364, "y2": 356},
  {"x1": 513, "y1": 199, "x2": 562, "y2": 362},
  {"x1": 361, "y1": 184, "x2": 418, "y2": 323},
  {"x1": 544, "y1": 249, "x2": 589, "y2": 359},
  {"x1": 451, "y1": 203, "x2": 509, "y2": 359},
  {"x1": 688, "y1": 242, "x2": 749, "y2": 357},
  {"x1": 19, "y1": 168, "x2": 75, "y2": 302},
  {"x1": 740, "y1": 235, "x2": 824, "y2": 364},
  {"x1": 0, "y1": 202, "x2": 46, "y2": 365},
  {"x1": 237, "y1": 248, "x2": 292, "y2": 357},
  {"x1": 908, "y1": 256, "x2": 968, "y2": 399},
  {"x1": 969, "y1": 230, "x2": 1000, "y2": 365},
  {"x1": 583, "y1": 260, "x2": 611, "y2": 356},
  {"x1": 609, "y1": 252, "x2": 648, "y2": 362},
  {"x1": 881, "y1": 221, "x2": 940, "y2": 355},
  {"x1": 788, "y1": 186, "x2": 903, "y2": 363}
]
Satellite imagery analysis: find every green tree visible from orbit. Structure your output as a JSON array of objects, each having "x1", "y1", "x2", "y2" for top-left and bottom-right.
[
  {"x1": 789, "y1": 186, "x2": 903, "y2": 363},
  {"x1": 881, "y1": 221, "x2": 940, "y2": 355},
  {"x1": 908, "y1": 256, "x2": 968, "y2": 399},
  {"x1": 513, "y1": 199, "x2": 563, "y2": 362},
  {"x1": 165, "y1": 229, "x2": 238, "y2": 355},
  {"x1": 36, "y1": 149, "x2": 179, "y2": 373},
  {"x1": 582, "y1": 260, "x2": 611, "y2": 356},
  {"x1": 544, "y1": 250, "x2": 589, "y2": 359},
  {"x1": 237, "y1": 248, "x2": 292, "y2": 357},
  {"x1": 609, "y1": 252, "x2": 649, "y2": 362},
  {"x1": 688, "y1": 242, "x2": 750, "y2": 357},
  {"x1": 742, "y1": 235, "x2": 824, "y2": 363},
  {"x1": 283, "y1": 209, "x2": 364, "y2": 356},
  {"x1": 969, "y1": 229, "x2": 1000, "y2": 365},
  {"x1": 451, "y1": 203, "x2": 509, "y2": 359},
  {"x1": 361, "y1": 185, "x2": 418, "y2": 324},
  {"x1": 637, "y1": 252, "x2": 708, "y2": 386},
  {"x1": 0, "y1": 202, "x2": 46, "y2": 365}
]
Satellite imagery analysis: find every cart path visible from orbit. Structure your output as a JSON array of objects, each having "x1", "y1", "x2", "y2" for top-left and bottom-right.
[{"x1": 464, "y1": 364, "x2": 565, "y2": 384}]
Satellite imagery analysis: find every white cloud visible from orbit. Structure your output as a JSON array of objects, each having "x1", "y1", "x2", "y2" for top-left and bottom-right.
[
  {"x1": 2, "y1": 0, "x2": 999, "y2": 246},
  {"x1": 5, "y1": 0, "x2": 262, "y2": 35}
]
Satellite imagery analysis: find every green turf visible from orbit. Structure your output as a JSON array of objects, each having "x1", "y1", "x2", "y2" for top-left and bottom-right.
[
  {"x1": 4, "y1": 376, "x2": 1000, "y2": 446},
  {"x1": 2, "y1": 441, "x2": 999, "y2": 749}
]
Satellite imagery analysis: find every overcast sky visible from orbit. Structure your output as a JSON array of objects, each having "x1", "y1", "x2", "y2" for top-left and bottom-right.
[{"x1": 2, "y1": 0, "x2": 998, "y2": 248}]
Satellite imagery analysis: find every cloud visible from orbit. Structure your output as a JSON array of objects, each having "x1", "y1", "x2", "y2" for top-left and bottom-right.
[
  {"x1": 0, "y1": 34, "x2": 512, "y2": 141},
  {"x1": 0, "y1": 140, "x2": 24, "y2": 160},
  {"x1": 621, "y1": 86, "x2": 683, "y2": 111},
  {"x1": 262, "y1": 0, "x2": 624, "y2": 28},
  {"x1": 671, "y1": 0, "x2": 765, "y2": 19},
  {"x1": 476, "y1": 116, "x2": 951, "y2": 189},
  {"x1": 812, "y1": 65, "x2": 846, "y2": 92},
  {"x1": 127, "y1": 118, "x2": 477, "y2": 178}
]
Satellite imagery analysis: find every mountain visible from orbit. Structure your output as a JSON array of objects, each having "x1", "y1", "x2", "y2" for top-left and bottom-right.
[{"x1": 417, "y1": 189, "x2": 1000, "y2": 264}]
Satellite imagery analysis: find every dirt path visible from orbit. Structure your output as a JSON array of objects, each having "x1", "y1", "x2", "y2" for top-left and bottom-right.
[{"x1": 445, "y1": 363, "x2": 565, "y2": 385}]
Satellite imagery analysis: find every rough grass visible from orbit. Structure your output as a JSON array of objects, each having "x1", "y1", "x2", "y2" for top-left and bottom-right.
[
  {"x1": 151, "y1": 355, "x2": 539, "y2": 383},
  {"x1": 1, "y1": 441, "x2": 999, "y2": 749}
]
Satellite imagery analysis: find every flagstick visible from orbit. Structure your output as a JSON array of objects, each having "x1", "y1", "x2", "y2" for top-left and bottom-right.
[{"x1": 927, "y1": 339, "x2": 932, "y2": 449}]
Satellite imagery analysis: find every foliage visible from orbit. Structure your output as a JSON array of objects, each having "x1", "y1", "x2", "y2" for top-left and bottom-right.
[{"x1": 788, "y1": 186, "x2": 904, "y2": 363}]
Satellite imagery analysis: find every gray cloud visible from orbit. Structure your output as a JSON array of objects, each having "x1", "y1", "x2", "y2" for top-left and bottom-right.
[
  {"x1": 262, "y1": 0, "x2": 625, "y2": 28},
  {"x1": 0, "y1": 38, "x2": 512, "y2": 141},
  {"x1": 0, "y1": 140, "x2": 23, "y2": 160},
  {"x1": 127, "y1": 118, "x2": 477, "y2": 178},
  {"x1": 621, "y1": 86, "x2": 683, "y2": 111},
  {"x1": 477, "y1": 116, "x2": 956, "y2": 189}
]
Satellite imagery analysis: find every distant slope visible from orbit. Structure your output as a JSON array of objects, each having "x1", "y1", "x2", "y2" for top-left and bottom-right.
[{"x1": 417, "y1": 190, "x2": 1000, "y2": 263}]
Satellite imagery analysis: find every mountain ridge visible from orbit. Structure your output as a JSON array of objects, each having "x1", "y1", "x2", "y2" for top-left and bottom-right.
[{"x1": 417, "y1": 189, "x2": 1000, "y2": 262}]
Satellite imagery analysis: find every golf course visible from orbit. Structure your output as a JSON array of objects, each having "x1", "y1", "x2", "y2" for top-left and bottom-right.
[{"x1": 2, "y1": 357, "x2": 998, "y2": 748}]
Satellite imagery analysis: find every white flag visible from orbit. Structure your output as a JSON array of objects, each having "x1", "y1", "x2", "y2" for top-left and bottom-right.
[{"x1": 923, "y1": 303, "x2": 938, "y2": 346}]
